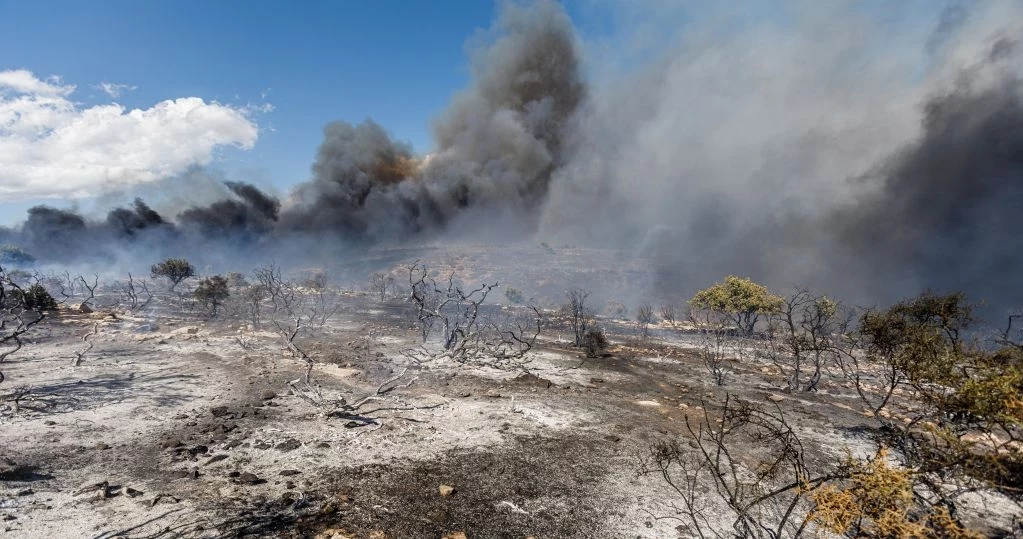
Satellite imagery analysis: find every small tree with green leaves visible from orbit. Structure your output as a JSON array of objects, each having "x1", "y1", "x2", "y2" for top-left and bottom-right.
[
  {"x1": 151, "y1": 258, "x2": 196, "y2": 291},
  {"x1": 194, "y1": 275, "x2": 230, "y2": 317},
  {"x1": 847, "y1": 291, "x2": 1023, "y2": 497},
  {"x1": 689, "y1": 275, "x2": 783, "y2": 335}
]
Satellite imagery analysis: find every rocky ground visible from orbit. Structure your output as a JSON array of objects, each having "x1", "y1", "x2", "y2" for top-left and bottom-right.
[{"x1": 1, "y1": 288, "x2": 1018, "y2": 538}]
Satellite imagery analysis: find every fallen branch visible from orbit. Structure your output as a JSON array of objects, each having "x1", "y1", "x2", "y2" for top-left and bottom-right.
[
  {"x1": 73, "y1": 322, "x2": 99, "y2": 367},
  {"x1": 287, "y1": 367, "x2": 423, "y2": 423}
]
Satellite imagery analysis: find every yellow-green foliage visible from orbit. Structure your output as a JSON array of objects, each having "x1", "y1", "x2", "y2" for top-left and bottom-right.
[
  {"x1": 689, "y1": 275, "x2": 783, "y2": 333},
  {"x1": 859, "y1": 291, "x2": 971, "y2": 386},
  {"x1": 860, "y1": 291, "x2": 1023, "y2": 489},
  {"x1": 814, "y1": 296, "x2": 838, "y2": 319},
  {"x1": 811, "y1": 450, "x2": 981, "y2": 538}
]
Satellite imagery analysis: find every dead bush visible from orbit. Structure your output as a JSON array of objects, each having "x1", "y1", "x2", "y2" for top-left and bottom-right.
[{"x1": 583, "y1": 328, "x2": 608, "y2": 358}]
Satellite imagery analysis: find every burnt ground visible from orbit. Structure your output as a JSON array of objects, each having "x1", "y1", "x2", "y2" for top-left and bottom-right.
[{"x1": 1, "y1": 289, "x2": 1018, "y2": 538}]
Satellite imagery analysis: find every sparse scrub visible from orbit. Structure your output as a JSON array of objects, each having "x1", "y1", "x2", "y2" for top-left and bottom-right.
[
  {"x1": 54, "y1": 270, "x2": 77, "y2": 303},
  {"x1": 119, "y1": 273, "x2": 154, "y2": 313},
  {"x1": 689, "y1": 300, "x2": 752, "y2": 386},
  {"x1": 241, "y1": 283, "x2": 267, "y2": 328},
  {"x1": 564, "y1": 288, "x2": 592, "y2": 346},
  {"x1": 636, "y1": 304, "x2": 654, "y2": 337},
  {"x1": 406, "y1": 262, "x2": 541, "y2": 366},
  {"x1": 841, "y1": 291, "x2": 1023, "y2": 495},
  {"x1": 659, "y1": 303, "x2": 678, "y2": 327},
  {"x1": 642, "y1": 396, "x2": 986, "y2": 538},
  {"x1": 76, "y1": 274, "x2": 99, "y2": 310},
  {"x1": 646, "y1": 288, "x2": 1023, "y2": 537},
  {"x1": 256, "y1": 263, "x2": 338, "y2": 381},
  {"x1": 370, "y1": 271, "x2": 395, "y2": 301},
  {"x1": 764, "y1": 289, "x2": 850, "y2": 392},
  {"x1": 20, "y1": 283, "x2": 58, "y2": 311}
]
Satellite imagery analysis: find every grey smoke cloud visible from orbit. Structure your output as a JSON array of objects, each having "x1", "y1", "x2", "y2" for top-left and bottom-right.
[
  {"x1": 279, "y1": 0, "x2": 584, "y2": 242},
  {"x1": 827, "y1": 48, "x2": 1023, "y2": 308},
  {"x1": 538, "y1": 0, "x2": 1023, "y2": 308}
]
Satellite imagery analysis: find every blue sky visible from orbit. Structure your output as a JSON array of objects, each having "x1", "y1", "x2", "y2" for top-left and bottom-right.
[{"x1": 0, "y1": 0, "x2": 630, "y2": 223}]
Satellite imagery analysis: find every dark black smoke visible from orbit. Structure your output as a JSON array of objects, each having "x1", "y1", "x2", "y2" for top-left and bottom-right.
[
  {"x1": 279, "y1": 0, "x2": 584, "y2": 243},
  {"x1": 4, "y1": 181, "x2": 279, "y2": 264},
  {"x1": 828, "y1": 69, "x2": 1023, "y2": 308},
  {"x1": 106, "y1": 199, "x2": 171, "y2": 239},
  {"x1": 23, "y1": 206, "x2": 89, "y2": 261},
  {"x1": 178, "y1": 181, "x2": 280, "y2": 240},
  {"x1": 279, "y1": 120, "x2": 435, "y2": 240},
  {"x1": 226, "y1": 181, "x2": 280, "y2": 222}
]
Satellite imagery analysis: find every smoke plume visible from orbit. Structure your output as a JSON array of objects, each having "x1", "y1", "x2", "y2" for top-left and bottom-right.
[
  {"x1": 828, "y1": 45, "x2": 1023, "y2": 307},
  {"x1": 279, "y1": 0, "x2": 584, "y2": 242}
]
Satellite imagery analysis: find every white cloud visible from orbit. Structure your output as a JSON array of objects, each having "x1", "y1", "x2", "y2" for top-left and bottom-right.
[
  {"x1": 0, "y1": 70, "x2": 261, "y2": 201},
  {"x1": 96, "y1": 81, "x2": 137, "y2": 98},
  {"x1": 0, "y1": 69, "x2": 74, "y2": 96}
]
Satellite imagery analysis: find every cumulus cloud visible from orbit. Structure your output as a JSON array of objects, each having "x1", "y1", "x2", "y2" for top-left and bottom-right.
[
  {"x1": 96, "y1": 81, "x2": 137, "y2": 98},
  {"x1": 0, "y1": 70, "x2": 261, "y2": 201},
  {"x1": 0, "y1": 69, "x2": 74, "y2": 96}
]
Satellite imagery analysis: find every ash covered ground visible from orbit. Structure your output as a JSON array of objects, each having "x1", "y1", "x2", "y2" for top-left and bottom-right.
[{"x1": 1, "y1": 245, "x2": 1019, "y2": 539}]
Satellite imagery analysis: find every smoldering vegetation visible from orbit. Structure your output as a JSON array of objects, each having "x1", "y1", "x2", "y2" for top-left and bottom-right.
[{"x1": 2, "y1": 0, "x2": 1022, "y2": 312}]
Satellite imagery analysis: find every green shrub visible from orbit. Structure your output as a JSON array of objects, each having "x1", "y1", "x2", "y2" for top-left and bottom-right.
[
  {"x1": 194, "y1": 275, "x2": 230, "y2": 316},
  {"x1": 689, "y1": 275, "x2": 783, "y2": 334},
  {"x1": 21, "y1": 283, "x2": 58, "y2": 311},
  {"x1": 151, "y1": 258, "x2": 196, "y2": 290}
]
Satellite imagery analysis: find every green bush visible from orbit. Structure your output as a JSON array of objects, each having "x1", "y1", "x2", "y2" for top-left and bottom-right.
[
  {"x1": 194, "y1": 275, "x2": 230, "y2": 316},
  {"x1": 22, "y1": 283, "x2": 58, "y2": 311},
  {"x1": 151, "y1": 258, "x2": 196, "y2": 290},
  {"x1": 689, "y1": 275, "x2": 783, "y2": 334}
]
